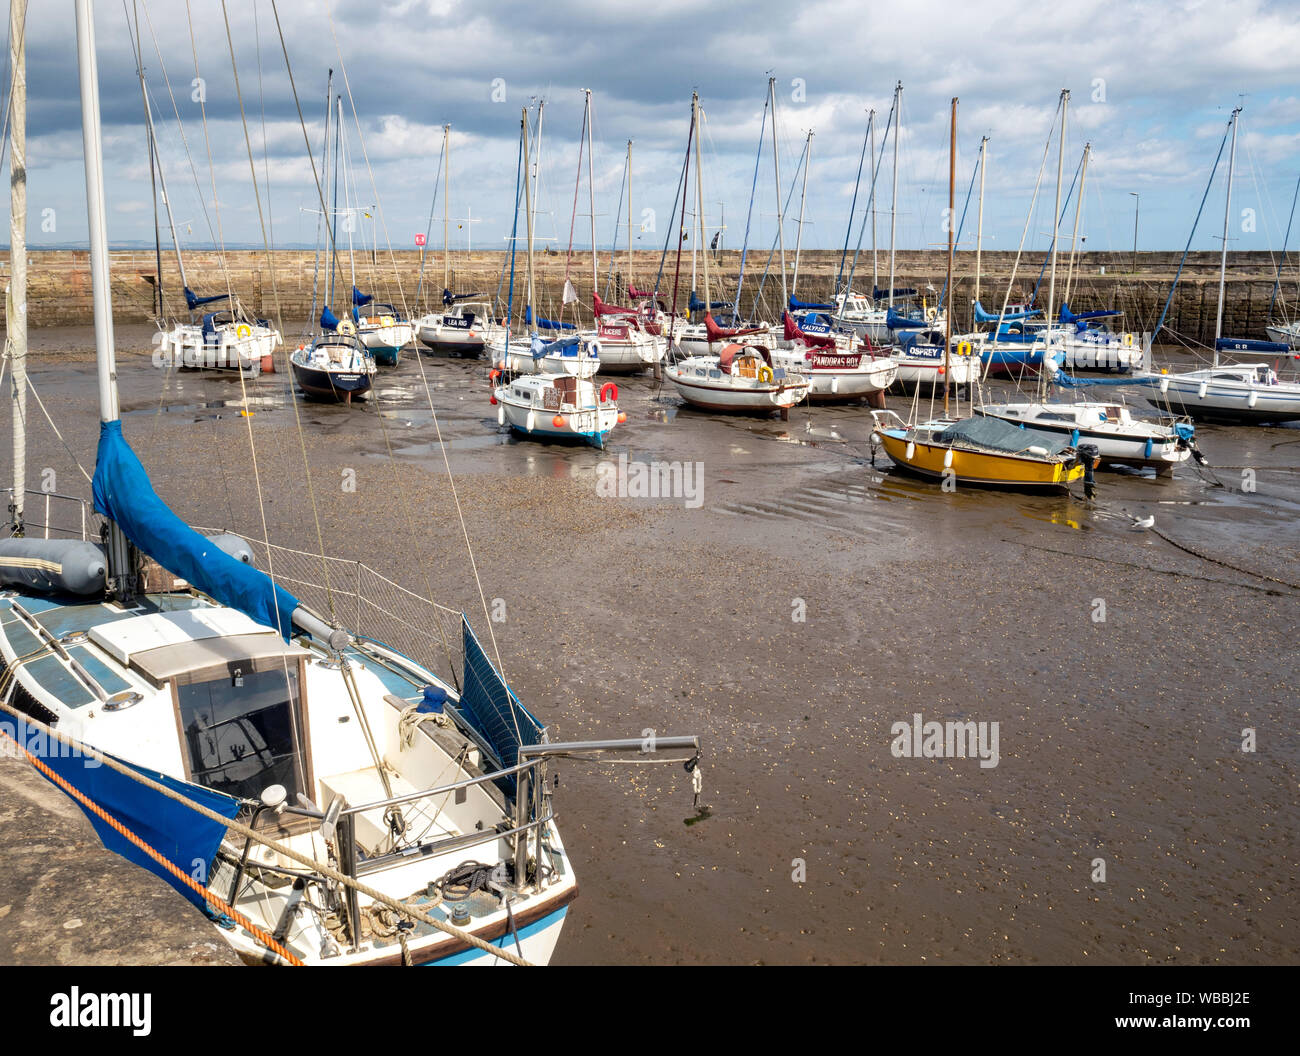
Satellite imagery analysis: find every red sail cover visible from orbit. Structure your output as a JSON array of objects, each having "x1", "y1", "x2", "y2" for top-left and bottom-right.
[
  {"x1": 593, "y1": 291, "x2": 637, "y2": 317},
  {"x1": 705, "y1": 313, "x2": 765, "y2": 342},
  {"x1": 628, "y1": 284, "x2": 658, "y2": 299},
  {"x1": 783, "y1": 311, "x2": 836, "y2": 348}
]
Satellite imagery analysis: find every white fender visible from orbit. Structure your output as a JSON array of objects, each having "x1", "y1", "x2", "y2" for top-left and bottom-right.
[
  {"x1": 1197, "y1": 381, "x2": 1208, "y2": 399},
  {"x1": 497, "y1": 403, "x2": 505, "y2": 426},
  {"x1": 526, "y1": 409, "x2": 536, "y2": 432},
  {"x1": 905, "y1": 441, "x2": 916, "y2": 460},
  {"x1": 1159, "y1": 377, "x2": 1170, "y2": 394},
  {"x1": 943, "y1": 448, "x2": 954, "y2": 469},
  {"x1": 1247, "y1": 390, "x2": 1258, "y2": 408}
]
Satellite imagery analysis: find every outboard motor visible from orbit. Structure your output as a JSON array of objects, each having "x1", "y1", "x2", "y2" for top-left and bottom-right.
[{"x1": 1076, "y1": 442, "x2": 1100, "y2": 499}]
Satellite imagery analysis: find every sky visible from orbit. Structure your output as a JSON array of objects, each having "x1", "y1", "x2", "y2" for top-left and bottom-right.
[{"x1": 3, "y1": 0, "x2": 1300, "y2": 276}]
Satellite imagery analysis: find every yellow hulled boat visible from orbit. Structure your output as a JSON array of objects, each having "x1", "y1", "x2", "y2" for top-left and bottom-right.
[{"x1": 871, "y1": 411, "x2": 1089, "y2": 491}]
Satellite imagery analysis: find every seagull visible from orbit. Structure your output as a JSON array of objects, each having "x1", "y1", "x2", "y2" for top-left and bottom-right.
[{"x1": 1130, "y1": 514, "x2": 1155, "y2": 530}]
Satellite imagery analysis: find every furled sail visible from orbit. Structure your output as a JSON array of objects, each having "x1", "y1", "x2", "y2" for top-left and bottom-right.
[
  {"x1": 524, "y1": 306, "x2": 576, "y2": 331},
  {"x1": 351, "y1": 285, "x2": 374, "y2": 307},
  {"x1": 789, "y1": 295, "x2": 833, "y2": 310},
  {"x1": 973, "y1": 300, "x2": 1042, "y2": 324},
  {"x1": 91, "y1": 420, "x2": 300, "y2": 640},
  {"x1": 320, "y1": 306, "x2": 341, "y2": 331},
  {"x1": 184, "y1": 286, "x2": 230, "y2": 311}
]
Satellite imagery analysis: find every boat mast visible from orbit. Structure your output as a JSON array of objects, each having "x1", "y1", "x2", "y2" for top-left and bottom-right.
[
  {"x1": 870, "y1": 112, "x2": 877, "y2": 294},
  {"x1": 1043, "y1": 89, "x2": 1068, "y2": 401},
  {"x1": 9, "y1": 0, "x2": 26, "y2": 535},
  {"x1": 138, "y1": 84, "x2": 189, "y2": 299},
  {"x1": 626, "y1": 139, "x2": 633, "y2": 292},
  {"x1": 1214, "y1": 106, "x2": 1241, "y2": 364},
  {"x1": 523, "y1": 106, "x2": 537, "y2": 335},
  {"x1": 75, "y1": 0, "x2": 132, "y2": 595},
  {"x1": 585, "y1": 89, "x2": 598, "y2": 295},
  {"x1": 329, "y1": 93, "x2": 341, "y2": 310},
  {"x1": 1064, "y1": 143, "x2": 1090, "y2": 307},
  {"x1": 888, "y1": 81, "x2": 901, "y2": 309},
  {"x1": 944, "y1": 97, "x2": 956, "y2": 416},
  {"x1": 769, "y1": 77, "x2": 789, "y2": 312},
  {"x1": 974, "y1": 135, "x2": 986, "y2": 329},
  {"x1": 695, "y1": 94, "x2": 711, "y2": 316},
  {"x1": 792, "y1": 131, "x2": 812, "y2": 296},
  {"x1": 443, "y1": 124, "x2": 451, "y2": 293}
]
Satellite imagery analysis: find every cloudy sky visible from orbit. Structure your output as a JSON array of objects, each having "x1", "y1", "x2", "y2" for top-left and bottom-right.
[{"x1": 4, "y1": 0, "x2": 1300, "y2": 278}]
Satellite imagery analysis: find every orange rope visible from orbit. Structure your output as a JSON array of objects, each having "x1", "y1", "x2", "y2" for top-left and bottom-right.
[{"x1": 0, "y1": 728, "x2": 304, "y2": 966}]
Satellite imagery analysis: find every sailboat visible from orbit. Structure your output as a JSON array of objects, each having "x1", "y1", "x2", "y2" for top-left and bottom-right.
[
  {"x1": 664, "y1": 94, "x2": 810, "y2": 418},
  {"x1": 491, "y1": 105, "x2": 617, "y2": 443},
  {"x1": 872, "y1": 97, "x2": 1090, "y2": 493},
  {"x1": 129, "y1": 38, "x2": 280, "y2": 376},
  {"x1": 289, "y1": 74, "x2": 375, "y2": 403},
  {"x1": 1138, "y1": 107, "x2": 1300, "y2": 424},
  {"x1": 1264, "y1": 171, "x2": 1300, "y2": 349},
  {"x1": 414, "y1": 125, "x2": 506, "y2": 358},
  {"x1": 0, "y1": 2, "x2": 697, "y2": 967},
  {"x1": 831, "y1": 84, "x2": 946, "y2": 343},
  {"x1": 487, "y1": 106, "x2": 601, "y2": 379}
]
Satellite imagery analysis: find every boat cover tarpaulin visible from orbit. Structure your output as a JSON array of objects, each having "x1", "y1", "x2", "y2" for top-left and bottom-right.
[
  {"x1": 0, "y1": 704, "x2": 240, "y2": 918},
  {"x1": 92, "y1": 420, "x2": 300, "y2": 640},
  {"x1": 458, "y1": 617, "x2": 544, "y2": 790},
  {"x1": 592, "y1": 292, "x2": 636, "y2": 317},
  {"x1": 184, "y1": 285, "x2": 230, "y2": 311},
  {"x1": 320, "y1": 306, "x2": 341, "y2": 332},
  {"x1": 974, "y1": 300, "x2": 1042, "y2": 324},
  {"x1": 705, "y1": 313, "x2": 765, "y2": 342},
  {"x1": 530, "y1": 334, "x2": 581, "y2": 359},
  {"x1": 934, "y1": 416, "x2": 1070, "y2": 457},
  {"x1": 1059, "y1": 303, "x2": 1122, "y2": 324},
  {"x1": 789, "y1": 295, "x2": 833, "y2": 310},
  {"x1": 524, "y1": 306, "x2": 576, "y2": 330},
  {"x1": 783, "y1": 312, "x2": 835, "y2": 348}
]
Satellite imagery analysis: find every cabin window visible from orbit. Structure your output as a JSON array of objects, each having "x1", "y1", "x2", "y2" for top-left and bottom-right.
[{"x1": 175, "y1": 666, "x2": 304, "y2": 802}]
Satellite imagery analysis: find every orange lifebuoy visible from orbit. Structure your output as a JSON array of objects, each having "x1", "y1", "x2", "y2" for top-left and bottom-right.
[{"x1": 599, "y1": 382, "x2": 619, "y2": 403}]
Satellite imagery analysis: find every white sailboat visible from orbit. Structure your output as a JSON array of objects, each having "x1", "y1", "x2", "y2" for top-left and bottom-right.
[
  {"x1": 1139, "y1": 107, "x2": 1300, "y2": 424},
  {"x1": 0, "y1": 2, "x2": 696, "y2": 968},
  {"x1": 664, "y1": 94, "x2": 809, "y2": 417},
  {"x1": 414, "y1": 125, "x2": 506, "y2": 358},
  {"x1": 130, "y1": 48, "x2": 280, "y2": 375}
]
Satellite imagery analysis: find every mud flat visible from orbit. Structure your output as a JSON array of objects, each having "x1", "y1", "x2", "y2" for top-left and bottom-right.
[{"x1": 0, "y1": 331, "x2": 1296, "y2": 965}]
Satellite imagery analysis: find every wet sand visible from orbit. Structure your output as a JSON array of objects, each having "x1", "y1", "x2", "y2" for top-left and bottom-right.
[{"x1": 0, "y1": 325, "x2": 1296, "y2": 965}]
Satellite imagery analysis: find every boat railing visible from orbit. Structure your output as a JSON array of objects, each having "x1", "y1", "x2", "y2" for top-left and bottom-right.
[
  {"x1": 3, "y1": 488, "x2": 99, "y2": 541},
  {"x1": 194, "y1": 527, "x2": 466, "y2": 692}
]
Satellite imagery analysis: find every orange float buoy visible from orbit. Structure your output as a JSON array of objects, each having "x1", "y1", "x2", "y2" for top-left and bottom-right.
[
  {"x1": 617, "y1": 412, "x2": 627, "y2": 423},
  {"x1": 552, "y1": 414, "x2": 566, "y2": 428}
]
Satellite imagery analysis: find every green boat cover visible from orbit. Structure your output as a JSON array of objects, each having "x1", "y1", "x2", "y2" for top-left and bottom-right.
[{"x1": 933, "y1": 416, "x2": 1071, "y2": 457}]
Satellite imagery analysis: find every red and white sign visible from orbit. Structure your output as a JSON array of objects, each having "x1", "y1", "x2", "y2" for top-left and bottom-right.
[{"x1": 414, "y1": 233, "x2": 427, "y2": 247}]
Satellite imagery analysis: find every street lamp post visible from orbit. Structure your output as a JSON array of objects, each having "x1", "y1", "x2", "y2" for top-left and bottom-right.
[{"x1": 1129, "y1": 192, "x2": 1140, "y2": 272}]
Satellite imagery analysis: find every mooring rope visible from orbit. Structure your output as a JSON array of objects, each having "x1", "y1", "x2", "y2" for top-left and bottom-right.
[{"x1": 1, "y1": 709, "x2": 533, "y2": 966}]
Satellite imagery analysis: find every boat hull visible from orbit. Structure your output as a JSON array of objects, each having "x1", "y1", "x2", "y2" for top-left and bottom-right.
[
  {"x1": 874, "y1": 428, "x2": 1085, "y2": 491},
  {"x1": 665, "y1": 362, "x2": 809, "y2": 415},
  {"x1": 417, "y1": 318, "x2": 489, "y2": 357},
  {"x1": 1142, "y1": 375, "x2": 1300, "y2": 424},
  {"x1": 291, "y1": 360, "x2": 373, "y2": 401}
]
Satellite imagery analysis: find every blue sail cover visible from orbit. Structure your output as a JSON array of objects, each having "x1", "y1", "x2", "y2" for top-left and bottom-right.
[
  {"x1": 443, "y1": 289, "x2": 485, "y2": 306},
  {"x1": 524, "y1": 306, "x2": 576, "y2": 330},
  {"x1": 320, "y1": 306, "x2": 341, "y2": 332},
  {"x1": 1059, "y1": 303, "x2": 1122, "y2": 324},
  {"x1": 184, "y1": 286, "x2": 230, "y2": 311},
  {"x1": 874, "y1": 287, "x2": 917, "y2": 300},
  {"x1": 92, "y1": 420, "x2": 300, "y2": 640},
  {"x1": 886, "y1": 307, "x2": 927, "y2": 330},
  {"x1": 974, "y1": 300, "x2": 1042, "y2": 324},
  {"x1": 0, "y1": 704, "x2": 240, "y2": 917},
  {"x1": 789, "y1": 295, "x2": 833, "y2": 310},
  {"x1": 458, "y1": 617, "x2": 543, "y2": 792},
  {"x1": 352, "y1": 285, "x2": 374, "y2": 307},
  {"x1": 689, "y1": 292, "x2": 729, "y2": 312}
]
